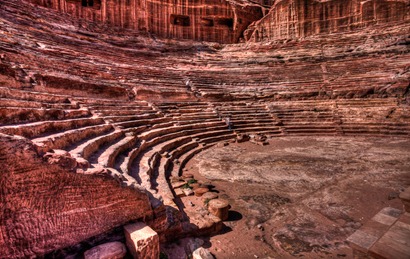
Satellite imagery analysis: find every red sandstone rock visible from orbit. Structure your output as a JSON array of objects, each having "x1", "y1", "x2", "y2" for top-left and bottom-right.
[
  {"x1": 0, "y1": 134, "x2": 152, "y2": 258},
  {"x1": 0, "y1": 0, "x2": 409, "y2": 257},
  {"x1": 44, "y1": 149, "x2": 77, "y2": 171},
  {"x1": 192, "y1": 247, "x2": 215, "y2": 259},
  {"x1": 194, "y1": 187, "x2": 210, "y2": 197},
  {"x1": 124, "y1": 223, "x2": 159, "y2": 259},
  {"x1": 248, "y1": 0, "x2": 410, "y2": 42},
  {"x1": 236, "y1": 133, "x2": 250, "y2": 143},
  {"x1": 202, "y1": 192, "x2": 219, "y2": 202},
  {"x1": 83, "y1": 241, "x2": 127, "y2": 259},
  {"x1": 208, "y1": 199, "x2": 231, "y2": 221},
  {"x1": 26, "y1": 0, "x2": 263, "y2": 43}
]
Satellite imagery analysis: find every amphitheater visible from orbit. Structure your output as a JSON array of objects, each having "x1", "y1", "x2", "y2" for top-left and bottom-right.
[{"x1": 0, "y1": 0, "x2": 409, "y2": 258}]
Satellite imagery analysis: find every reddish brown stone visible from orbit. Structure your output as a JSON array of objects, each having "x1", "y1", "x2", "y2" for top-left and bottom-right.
[
  {"x1": 194, "y1": 187, "x2": 209, "y2": 197},
  {"x1": 208, "y1": 199, "x2": 231, "y2": 221},
  {"x1": 249, "y1": 0, "x2": 410, "y2": 42},
  {"x1": 124, "y1": 223, "x2": 159, "y2": 259},
  {"x1": 26, "y1": 0, "x2": 263, "y2": 43},
  {"x1": 83, "y1": 242, "x2": 127, "y2": 259},
  {"x1": 0, "y1": 134, "x2": 152, "y2": 258}
]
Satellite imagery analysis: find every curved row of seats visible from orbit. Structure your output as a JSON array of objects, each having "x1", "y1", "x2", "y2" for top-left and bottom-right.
[
  {"x1": 1, "y1": 87, "x2": 409, "y2": 216},
  {"x1": 0, "y1": 0, "x2": 409, "y2": 237}
]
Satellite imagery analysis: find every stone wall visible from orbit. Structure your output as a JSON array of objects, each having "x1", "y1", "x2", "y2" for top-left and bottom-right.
[
  {"x1": 0, "y1": 134, "x2": 153, "y2": 258},
  {"x1": 26, "y1": 0, "x2": 263, "y2": 43},
  {"x1": 246, "y1": 0, "x2": 410, "y2": 42}
]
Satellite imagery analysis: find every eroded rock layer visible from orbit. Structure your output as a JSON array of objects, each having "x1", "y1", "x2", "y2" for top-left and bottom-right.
[
  {"x1": 25, "y1": 0, "x2": 263, "y2": 43},
  {"x1": 247, "y1": 0, "x2": 410, "y2": 41},
  {"x1": 0, "y1": 0, "x2": 409, "y2": 257},
  {"x1": 0, "y1": 134, "x2": 152, "y2": 259}
]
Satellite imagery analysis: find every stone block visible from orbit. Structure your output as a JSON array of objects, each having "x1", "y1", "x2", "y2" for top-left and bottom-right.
[
  {"x1": 369, "y1": 222, "x2": 410, "y2": 259},
  {"x1": 201, "y1": 192, "x2": 218, "y2": 203},
  {"x1": 372, "y1": 211, "x2": 399, "y2": 226},
  {"x1": 194, "y1": 187, "x2": 209, "y2": 197},
  {"x1": 347, "y1": 230, "x2": 378, "y2": 253},
  {"x1": 192, "y1": 247, "x2": 214, "y2": 259},
  {"x1": 175, "y1": 188, "x2": 184, "y2": 197},
  {"x1": 124, "y1": 223, "x2": 159, "y2": 259},
  {"x1": 84, "y1": 241, "x2": 127, "y2": 259},
  {"x1": 208, "y1": 199, "x2": 230, "y2": 221},
  {"x1": 379, "y1": 207, "x2": 402, "y2": 218}
]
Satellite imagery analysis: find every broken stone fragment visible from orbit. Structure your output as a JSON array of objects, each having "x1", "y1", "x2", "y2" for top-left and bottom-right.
[
  {"x1": 124, "y1": 223, "x2": 159, "y2": 259},
  {"x1": 75, "y1": 156, "x2": 90, "y2": 169},
  {"x1": 83, "y1": 241, "x2": 126, "y2": 259},
  {"x1": 171, "y1": 181, "x2": 186, "y2": 189},
  {"x1": 194, "y1": 187, "x2": 209, "y2": 197},
  {"x1": 44, "y1": 149, "x2": 77, "y2": 170},
  {"x1": 175, "y1": 188, "x2": 184, "y2": 197},
  {"x1": 201, "y1": 192, "x2": 218, "y2": 202},
  {"x1": 183, "y1": 188, "x2": 194, "y2": 196},
  {"x1": 236, "y1": 133, "x2": 250, "y2": 143},
  {"x1": 208, "y1": 199, "x2": 231, "y2": 221},
  {"x1": 192, "y1": 247, "x2": 214, "y2": 259}
]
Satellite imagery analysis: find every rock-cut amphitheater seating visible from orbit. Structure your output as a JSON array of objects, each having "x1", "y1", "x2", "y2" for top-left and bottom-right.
[
  {"x1": 1, "y1": 86, "x2": 409, "y2": 214},
  {"x1": 0, "y1": 0, "x2": 410, "y2": 255}
]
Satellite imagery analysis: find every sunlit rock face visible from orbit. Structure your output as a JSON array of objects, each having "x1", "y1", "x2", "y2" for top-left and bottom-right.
[
  {"x1": 26, "y1": 0, "x2": 264, "y2": 43},
  {"x1": 245, "y1": 0, "x2": 410, "y2": 42},
  {"x1": 25, "y1": 0, "x2": 410, "y2": 43},
  {"x1": 0, "y1": 0, "x2": 409, "y2": 258}
]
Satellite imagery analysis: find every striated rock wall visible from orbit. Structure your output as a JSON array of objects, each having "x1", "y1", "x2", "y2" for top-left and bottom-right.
[
  {"x1": 246, "y1": 0, "x2": 410, "y2": 42},
  {"x1": 25, "y1": 0, "x2": 263, "y2": 43},
  {"x1": 0, "y1": 134, "x2": 153, "y2": 259}
]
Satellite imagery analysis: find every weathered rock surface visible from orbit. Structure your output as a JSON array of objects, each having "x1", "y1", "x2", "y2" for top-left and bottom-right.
[
  {"x1": 0, "y1": 0, "x2": 409, "y2": 257},
  {"x1": 247, "y1": 0, "x2": 410, "y2": 42},
  {"x1": 1, "y1": 0, "x2": 409, "y2": 102},
  {"x1": 192, "y1": 247, "x2": 215, "y2": 259},
  {"x1": 0, "y1": 134, "x2": 152, "y2": 258},
  {"x1": 193, "y1": 137, "x2": 410, "y2": 258},
  {"x1": 194, "y1": 187, "x2": 210, "y2": 197},
  {"x1": 208, "y1": 199, "x2": 231, "y2": 221},
  {"x1": 26, "y1": 0, "x2": 263, "y2": 43},
  {"x1": 83, "y1": 241, "x2": 127, "y2": 259},
  {"x1": 202, "y1": 192, "x2": 219, "y2": 202},
  {"x1": 124, "y1": 223, "x2": 159, "y2": 259},
  {"x1": 44, "y1": 149, "x2": 77, "y2": 171}
]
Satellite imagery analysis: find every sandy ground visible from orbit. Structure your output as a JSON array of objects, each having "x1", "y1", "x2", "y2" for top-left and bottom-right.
[{"x1": 178, "y1": 136, "x2": 410, "y2": 258}]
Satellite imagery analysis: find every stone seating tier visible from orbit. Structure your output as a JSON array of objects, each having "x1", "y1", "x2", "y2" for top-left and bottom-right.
[
  {"x1": 0, "y1": 107, "x2": 90, "y2": 125},
  {"x1": 96, "y1": 134, "x2": 138, "y2": 168},
  {"x1": 0, "y1": 86, "x2": 71, "y2": 103},
  {"x1": 0, "y1": 117, "x2": 104, "y2": 139},
  {"x1": 33, "y1": 124, "x2": 114, "y2": 154},
  {"x1": 0, "y1": 98, "x2": 78, "y2": 109},
  {"x1": 69, "y1": 130, "x2": 124, "y2": 160}
]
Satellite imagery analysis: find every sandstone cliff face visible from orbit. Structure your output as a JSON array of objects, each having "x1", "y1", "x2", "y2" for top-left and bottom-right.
[
  {"x1": 0, "y1": 134, "x2": 153, "y2": 258},
  {"x1": 26, "y1": 0, "x2": 263, "y2": 43},
  {"x1": 246, "y1": 0, "x2": 410, "y2": 42}
]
